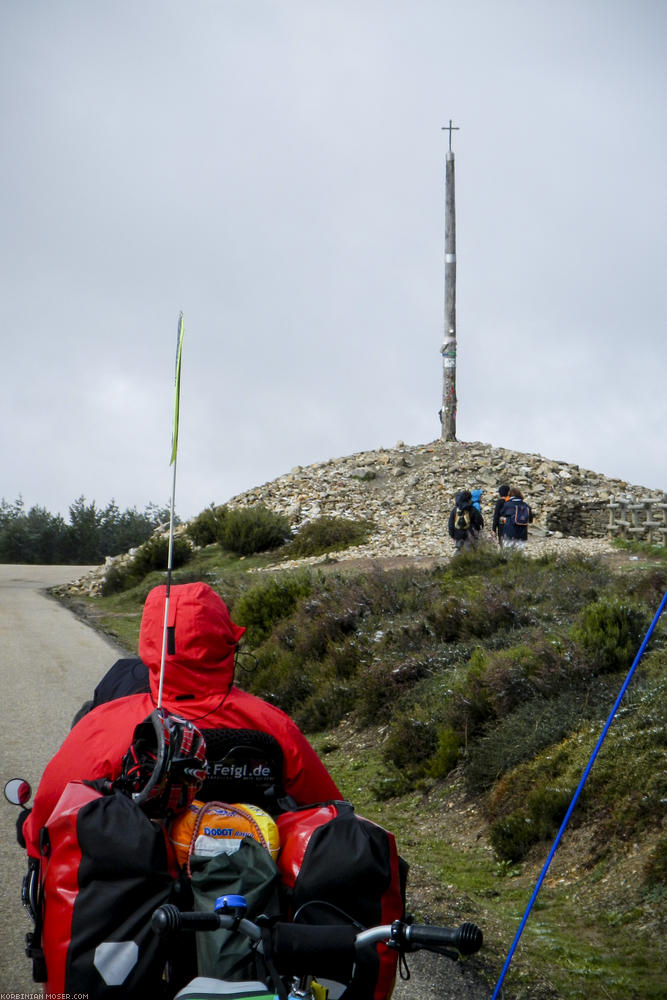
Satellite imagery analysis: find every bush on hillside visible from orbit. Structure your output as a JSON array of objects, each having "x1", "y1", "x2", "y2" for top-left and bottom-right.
[
  {"x1": 249, "y1": 642, "x2": 315, "y2": 714},
  {"x1": 644, "y1": 836, "x2": 667, "y2": 886},
  {"x1": 233, "y1": 573, "x2": 312, "y2": 646},
  {"x1": 447, "y1": 640, "x2": 570, "y2": 739},
  {"x1": 571, "y1": 599, "x2": 648, "y2": 674},
  {"x1": 285, "y1": 516, "x2": 376, "y2": 558},
  {"x1": 427, "y1": 727, "x2": 462, "y2": 778},
  {"x1": 187, "y1": 506, "x2": 228, "y2": 547},
  {"x1": 219, "y1": 505, "x2": 292, "y2": 556},
  {"x1": 489, "y1": 785, "x2": 575, "y2": 861},
  {"x1": 381, "y1": 706, "x2": 439, "y2": 776},
  {"x1": 102, "y1": 535, "x2": 192, "y2": 594}
]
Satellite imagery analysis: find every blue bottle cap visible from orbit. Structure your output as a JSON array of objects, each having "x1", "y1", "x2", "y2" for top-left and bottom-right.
[{"x1": 214, "y1": 894, "x2": 248, "y2": 913}]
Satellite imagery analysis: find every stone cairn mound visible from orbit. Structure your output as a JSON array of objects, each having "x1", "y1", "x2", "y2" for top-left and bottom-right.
[
  {"x1": 227, "y1": 439, "x2": 664, "y2": 567},
  {"x1": 66, "y1": 440, "x2": 665, "y2": 595}
]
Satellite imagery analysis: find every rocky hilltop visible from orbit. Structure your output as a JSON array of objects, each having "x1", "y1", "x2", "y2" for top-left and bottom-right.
[
  {"x1": 226, "y1": 438, "x2": 665, "y2": 563},
  {"x1": 66, "y1": 440, "x2": 664, "y2": 597}
]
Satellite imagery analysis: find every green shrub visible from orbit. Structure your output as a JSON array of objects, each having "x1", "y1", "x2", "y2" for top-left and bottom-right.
[
  {"x1": 233, "y1": 573, "x2": 312, "y2": 646},
  {"x1": 571, "y1": 599, "x2": 648, "y2": 674},
  {"x1": 131, "y1": 535, "x2": 192, "y2": 577},
  {"x1": 187, "y1": 506, "x2": 228, "y2": 546},
  {"x1": 277, "y1": 592, "x2": 366, "y2": 660},
  {"x1": 427, "y1": 727, "x2": 462, "y2": 778},
  {"x1": 220, "y1": 505, "x2": 292, "y2": 555},
  {"x1": 250, "y1": 643, "x2": 314, "y2": 713},
  {"x1": 426, "y1": 595, "x2": 466, "y2": 641},
  {"x1": 101, "y1": 564, "x2": 131, "y2": 595},
  {"x1": 101, "y1": 535, "x2": 192, "y2": 594},
  {"x1": 357, "y1": 656, "x2": 434, "y2": 725},
  {"x1": 382, "y1": 707, "x2": 438, "y2": 775},
  {"x1": 285, "y1": 516, "x2": 375, "y2": 558},
  {"x1": 490, "y1": 785, "x2": 574, "y2": 861},
  {"x1": 490, "y1": 810, "x2": 538, "y2": 861},
  {"x1": 644, "y1": 836, "x2": 667, "y2": 886},
  {"x1": 371, "y1": 771, "x2": 412, "y2": 801},
  {"x1": 624, "y1": 567, "x2": 667, "y2": 612},
  {"x1": 525, "y1": 785, "x2": 573, "y2": 839},
  {"x1": 299, "y1": 677, "x2": 357, "y2": 732},
  {"x1": 448, "y1": 639, "x2": 571, "y2": 739},
  {"x1": 462, "y1": 675, "x2": 617, "y2": 793},
  {"x1": 325, "y1": 641, "x2": 361, "y2": 680}
]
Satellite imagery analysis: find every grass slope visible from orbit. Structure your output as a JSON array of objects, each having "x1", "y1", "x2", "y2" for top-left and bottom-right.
[{"x1": 60, "y1": 540, "x2": 667, "y2": 1000}]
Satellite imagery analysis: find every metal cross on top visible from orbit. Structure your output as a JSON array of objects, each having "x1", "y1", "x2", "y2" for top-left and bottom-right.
[{"x1": 441, "y1": 119, "x2": 459, "y2": 152}]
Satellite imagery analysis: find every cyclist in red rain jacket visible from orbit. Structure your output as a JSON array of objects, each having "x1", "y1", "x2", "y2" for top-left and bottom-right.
[{"x1": 22, "y1": 581, "x2": 342, "y2": 858}]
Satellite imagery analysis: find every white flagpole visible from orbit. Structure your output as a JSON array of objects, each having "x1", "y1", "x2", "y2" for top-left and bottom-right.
[{"x1": 157, "y1": 312, "x2": 185, "y2": 710}]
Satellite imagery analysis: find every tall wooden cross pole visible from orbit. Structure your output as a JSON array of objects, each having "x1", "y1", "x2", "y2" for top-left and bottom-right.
[{"x1": 440, "y1": 119, "x2": 459, "y2": 441}]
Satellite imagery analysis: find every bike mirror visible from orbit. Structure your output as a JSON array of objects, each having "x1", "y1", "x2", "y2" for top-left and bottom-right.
[{"x1": 4, "y1": 778, "x2": 31, "y2": 806}]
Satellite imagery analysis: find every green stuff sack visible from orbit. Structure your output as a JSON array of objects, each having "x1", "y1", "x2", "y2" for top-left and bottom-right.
[{"x1": 190, "y1": 838, "x2": 281, "y2": 981}]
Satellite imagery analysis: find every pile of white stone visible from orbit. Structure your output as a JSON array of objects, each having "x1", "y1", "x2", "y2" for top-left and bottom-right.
[
  {"x1": 63, "y1": 439, "x2": 663, "y2": 594},
  {"x1": 227, "y1": 438, "x2": 662, "y2": 564}
]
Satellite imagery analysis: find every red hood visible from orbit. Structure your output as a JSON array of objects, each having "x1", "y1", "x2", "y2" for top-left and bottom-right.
[{"x1": 139, "y1": 582, "x2": 245, "y2": 711}]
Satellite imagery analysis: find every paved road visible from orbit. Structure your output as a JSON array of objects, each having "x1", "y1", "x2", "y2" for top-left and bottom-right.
[
  {"x1": 0, "y1": 564, "x2": 128, "y2": 993},
  {"x1": 0, "y1": 566, "x2": 490, "y2": 999}
]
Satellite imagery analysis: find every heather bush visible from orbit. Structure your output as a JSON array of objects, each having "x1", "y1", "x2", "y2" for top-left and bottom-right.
[
  {"x1": 571, "y1": 599, "x2": 648, "y2": 674},
  {"x1": 186, "y1": 505, "x2": 228, "y2": 546},
  {"x1": 285, "y1": 516, "x2": 375, "y2": 558},
  {"x1": 357, "y1": 655, "x2": 434, "y2": 725},
  {"x1": 462, "y1": 674, "x2": 617, "y2": 793},
  {"x1": 250, "y1": 642, "x2": 314, "y2": 713},
  {"x1": 233, "y1": 573, "x2": 312, "y2": 645},
  {"x1": 102, "y1": 535, "x2": 192, "y2": 594},
  {"x1": 381, "y1": 706, "x2": 439, "y2": 776},
  {"x1": 447, "y1": 638, "x2": 571, "y2": 740},
  {"x1": 644, "y1": 836, "x2": 667, "y2": 886},
  {"x1": 489, "y1": 784, "x2": 574, "y2": 861},
  {"x1": 427, "y1": 727, "x2": 462, "y2": 778},
  {"x1": 220, "y1": 505, "x2": 292, "y2": 555}
]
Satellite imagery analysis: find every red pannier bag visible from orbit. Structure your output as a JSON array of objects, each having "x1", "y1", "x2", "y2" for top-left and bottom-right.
[
  {"x1": 276, "y1": 801, "x2": 408, "y2": 1000},
  {"x1": 34, "y1": 780, "x2": 179, "y2": 997}
]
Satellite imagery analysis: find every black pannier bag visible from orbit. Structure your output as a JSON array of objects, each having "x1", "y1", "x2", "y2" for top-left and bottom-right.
[
  {"x1": 35, "y1": 779, "x2": 180, "y2": 997},
  {"x1": 276, "y1": 801, "x2": 409, "y2": 1000}
]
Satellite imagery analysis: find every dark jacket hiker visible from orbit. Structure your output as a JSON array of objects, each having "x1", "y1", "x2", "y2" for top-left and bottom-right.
[
  {"x1": 500, "y1": 492, "x2": 534, "y2": 544},
  {"x1": 492, "y1": 483, "x2": 511, "y2": 544},
  {"x1": 448, "y1": 490, "x2": 484, "y2": 552}
]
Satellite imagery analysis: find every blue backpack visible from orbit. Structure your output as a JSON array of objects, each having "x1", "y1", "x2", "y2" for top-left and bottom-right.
[
  {"x1": 471, "y1": 489, "x2": 483, "y2": 513},
  {"x1": 502, "y1": 499, "x2": 531, "y2": 535}
]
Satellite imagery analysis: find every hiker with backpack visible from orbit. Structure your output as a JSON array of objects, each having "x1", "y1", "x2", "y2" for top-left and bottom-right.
[
  {"x1": 499, "y1": 487, "x2": 534, "y2": 549},
  {"x1": 448, "y1": 489, "x2": 484, "y2": 554},
  {"x1": 492, "y1": 483, "x2": 511, "y2": 546}
]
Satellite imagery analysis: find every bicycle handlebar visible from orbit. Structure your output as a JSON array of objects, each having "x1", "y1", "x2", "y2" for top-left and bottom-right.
[
  {"x1": 152, "y1": 904, "x2": 262, "y2": 941},
  {"x1": 403, "y1": 921, "x2": 483, "y2": 957},
  {"x1": 151, "y1": 905, "x2": 483, "y2": 963}
]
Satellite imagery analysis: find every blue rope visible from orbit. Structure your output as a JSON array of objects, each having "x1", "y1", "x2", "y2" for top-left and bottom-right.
[{"x1": 490, "y1": 590, "x2": 667, "y2": 999}]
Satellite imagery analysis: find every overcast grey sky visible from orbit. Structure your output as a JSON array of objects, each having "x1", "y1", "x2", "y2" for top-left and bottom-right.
[{"x1": 2, "y1": 0, "x2": 665, "y2": 521}]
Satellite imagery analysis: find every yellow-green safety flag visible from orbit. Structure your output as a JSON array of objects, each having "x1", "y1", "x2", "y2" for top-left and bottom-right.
[{"x1": 170, "y1": 312, "x2": 185, "y2": 465}]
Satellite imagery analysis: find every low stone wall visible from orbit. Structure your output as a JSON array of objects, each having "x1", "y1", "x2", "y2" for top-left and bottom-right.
[{"x1": 545, "y1": 500, "x2": 610, "y2": 538}]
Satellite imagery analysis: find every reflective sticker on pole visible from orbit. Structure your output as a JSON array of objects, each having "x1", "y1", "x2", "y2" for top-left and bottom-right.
[{"x1": 170, "y1": 312, "x2": 185, "y2": 465}]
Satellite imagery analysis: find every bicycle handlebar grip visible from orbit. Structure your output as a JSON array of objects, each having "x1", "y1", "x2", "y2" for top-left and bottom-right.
[
  {"x1": 271, "y1": 923, "x2": 357, "y2": 980},
  {"x1": 405, "y1": 922, "x2": 483, "y2": 956},
  {"x1": 152, "y1": 903, "x2": 221, "y2": 935}
]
